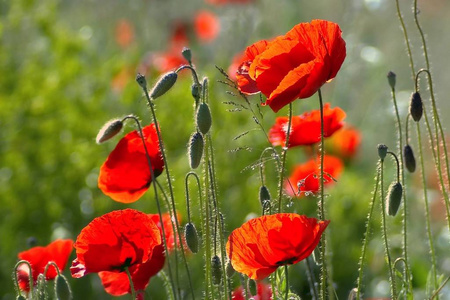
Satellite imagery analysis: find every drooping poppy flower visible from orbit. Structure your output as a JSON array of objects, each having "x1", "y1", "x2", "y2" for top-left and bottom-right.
[
  {"x1": 269, "y1": 103, "x2": 346, "y2": 148},
  {"x1": 70, "y1": 209, "x2": 162, "y2": 278},
  {"x1": 284, "y1": 155, "x2": 343, "y2": 197},
  {"x1": 227, "y1": 213, "x2": 329, "y2": 280},
  {"x1": 98, "y1": 124, "x2": 164, "y2": 203},
  {"x1": 232, "y1": 282, "x2": 272, "y2": 300},
  {"x1": 327, "y1": 125, "x2": 361, "y2": 159},
  {"x1": 115, "y1": 19, "x2": 135, "y2": 49},
  {"x1": 17, "y1": 239, "x2": 73, "y2": 292},
  {"x1": 236, "y1": 19, "x2": 346, "y2": 112},
  {"x1": 194, "y1": 10, "x2": 220, "y2": 43}
]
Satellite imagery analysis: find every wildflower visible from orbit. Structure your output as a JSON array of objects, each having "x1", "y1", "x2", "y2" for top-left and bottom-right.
[
  {"x1": 232, "y1": 282, "x2": 272, "y2": 300},
  {"x1": 268, "y1": 103, "x2": 346, "y2": 148},
  {"x1": 194, "y1": 10, "x2": 220, "y2": 43},
  {"x1": 327, "y1": 126, "x2": 361, "y2": 159},
  {"x1": 236, "y1": 19, "x2": 346, "y2": 112},
  {"x1": 98, "y1": 124, "x2": 164, "y2": 203},
  {"x1": 285, "y1": 155, "x2": 343, "y2": 197},
  {"x1": 17, "y1": 239, "x2": 73, "y2": 292},
  {"x1": 227, "y1": 213, "x2": 329, "y2": 280},
  {"x1": 71, "y1": 209, "x2": 162, "y2": 279}
]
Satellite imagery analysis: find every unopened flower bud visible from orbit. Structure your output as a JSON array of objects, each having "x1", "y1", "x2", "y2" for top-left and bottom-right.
[
  {"x1": 182, "y1": 47, "x2": 192, "y2": 63},
  {"x1": 259, "y1": 185, "x2": 271, "y2": 206},
  {"x1": 196, "y1": 103, "x2": 212, "y2": 135},
  {"x1": 248, "y1": 279, "x2": 257, "y2": 296},
  {"x1": 377, "y1": 144, "x2": 388, "y2": 161},
  {"x1": 386, "y1": 182, "x2": 403, "y2": 216},
  {"x1": 403, "y1": 144, "x2": 416, "y2": 173},
  {"x1": 16, "y1": 296, "x2": 26, "y2": 300},
  {"x1": 191, "y1": 83, "x2": 201, "y2": 100},
  {"x1": 387, "y1": 71, "x2": 396, "y2": 90},
  {"x1": 226, "y1": 260, "x2": 235, "y2": 278},
  {"x1": 135, "y1": 73, "x2": 147, "y2": 89},
  {"x1": 189, "y1": 132, "x2": 204, "y2": 169},
  {"x1": 184, "y1": 222, "x2": 199, "y2": 254},
  {"x1": 211, "y1": 255, "x2": 222, "y2": 285},
  {"x1": 410, "y1": 92, "x2": 423, "y2": 122},
  {"x1": 54, "y1": 274, "x2": 72, "y2": 300},
  {"x1": 96, "y1": 119, "x2": 123, "y2": 144},
  {"x1": 149, "y1": 71, "x2": 178, "y2": 99}
]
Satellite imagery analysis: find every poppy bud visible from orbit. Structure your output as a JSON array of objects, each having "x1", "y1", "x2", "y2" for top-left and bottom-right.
[
  {"x1": 135, "y1": 73, "x2": 147, "y2": 89},
  {"x1": 16, "y1": 296, "x2": 26, "y2": 300},
  {"x1": 386, "y1": 182, "x2": 403, "y2": 216},
  {"x1": 184, "y1": 222, "x2": 199, "y2": 254},
  {"x1": 377, "y1": 144, "x2": 388, "y2": 161},
  {"x1": 403, "y1": 144, "x2": 416, "y2": 173},
  {"x1": 410, "y1": 92, "x2": 423, "y2": 122},
  {"x1": 191, "y1": 83, "x2": 201, "y2": 100},
  {"x1": 149, "y1": 71, "x2": 178, "y2": 100},
  {"x1": 211, "y1": 255, "x2": 222, "y2": 285},
  {"x1": 96, "y1": 119, "x2": 123, "y2": 144},
  {"x1": 196, "y1": 103, "x2": 212, "y2": 135},
  {"x1": 226, "y1": 260, "x2": 235, "y2": 278},
  {"x1": 189, "y1": 132, "x2": 204, "y2": 169},
  {"x1": 387, "y1": 71, "x2": 396, "y2": 90},
  {"x1": 182, "y1": 47, "x2": 192, "y2": 63},
  {"x1": 54, "y1": 274, "x2": 72, "y2": 300},
  {"x1": 248, "y1": 279, "x2": 257, "y2": 296},
  {"x1": 259, "y1": 185, "x2": 271, "y2": 206}
]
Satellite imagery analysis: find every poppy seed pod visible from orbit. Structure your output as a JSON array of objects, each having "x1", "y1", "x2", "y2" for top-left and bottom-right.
[
  {"x1": 135, "y1": 73, "x2": 147, "y2": 89},
  {"x1": 386, "y1": 182, "x2": 403, "y2": 216},
  {"x1": 248, "y1": 279, "x2": 257, "y2": 296},
  {"x1": 189, "y1": 132, "x2": 204, "y2": 169},
  {"x1": 403, "y1": 144, "x2": 416, "y2": 173},
  {"x1": 377, "y1": 144, "x2": 388, "y2": 161},
  {"x1": 410, "y1": 92, "x2": 423, "y2": 122},
  {"x1": 387, "y1": 71, "x2": 396, "y2": 90},
  {"x1": 54, "y1": 274, "x2": 72, "y2": 300},
  {"x1": 182, "y1": 47, "x2": 192, "y2": 63},
  {"x1": 211, "y1": 255, "x2": 222, "y2": 285},
  {"x1": 149, "y1": 71, "x2": 178, "y2": 100},
  {"x1": 184, "y1": 222, "x2": 199, "y2": 254},
  {"x1": 196, "y1": 103, "x2": 212, "y2": 135},
  {"x1": 259, "y1": 185, "x2": 271, "y2": 206},
  {"x1": 96, "y1": 119, "x2": 123, "y2": 144}
]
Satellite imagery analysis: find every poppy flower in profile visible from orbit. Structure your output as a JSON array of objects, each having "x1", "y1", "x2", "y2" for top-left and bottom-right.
[
  {"x1": 17, "y1": 239, "x2": 73, "y2": 292},
  {"x1": 227, "y1": 213, "x2": 329, "y2": 280},
  {"x1": 70, "y1": 209, "x2": 162, "y2": 278},
  {"x1": 194, "y1": 10, "x2": 220, "y2": 43},
  {"x1": 98, "y1": 124, "x2": 164, "y2": 203},
  {"x1": 327, "y1": 126, "x2": 361, "y2": 159},
  {"x1": 284, "y1": 155, "x2": 343, "y2": 197},
  {"x1": 96, "y1": 212, "x2": 173, "y2": 296},
  {"x1": 269, "y1": 103, "x2": 346, "y2": 148},
  {"x1": 232, "y1": 282, "x2": 272, "y2": 300},
  {"x1": 236, "y1": 19, "x2": 346, "y2": 112}
]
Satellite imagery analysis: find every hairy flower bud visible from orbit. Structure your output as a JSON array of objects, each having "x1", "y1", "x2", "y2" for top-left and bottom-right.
[
  {"x1": 54, "y1": 274, "x2": 72, "y2": 300},
  {"x1": 196, "y1": 103, "x2": 212, "y2": 135},
  {"x1": 191, "y1": 83, "x2": 201, "y2": 100},
  {"x1": 403, "y1": 144, "x2": 416, "y2": 173},
  {"x1": 182, "y1": 47, "x2": 192, "y2": 63},
  {"x1": 386, "y1": 182, "x2": 403, "y2": 216},
  {"x1": 226, "y1": 260, "x2": 235, "y2": 278},
  {"x1": 189, "y1": 132, "x2": 204, "y2": 169},
  {"x1": 259, "y1": 185, "x2": 271, "y2": 206},
  {"x1": 377, "y1": 144, "x2": 388, "y2": 161},
  {"x1": 211, "y1": 255, "x2": 222, "y2": 285},
  {"x1": 410, "y1": 92, "x2": 423, "y2": 122},
  {"x1": 135, "y1": 73, "x2": 147, "y2": 89},
  {"x1": 387, "y1": 71, "x2": 396, "y2": 90},
  {"x1": 248, "y1": 279, "x2": 257, "y2": 296},
  {"x1": 149, "y1": 71, "x2": 178, "y2": 99},
  {"x1": 184, "y1": 222, "x2": 199, "y2": 254},
  {"x1": 96, "y1": 119, "x2": 123, "y2": 144}
]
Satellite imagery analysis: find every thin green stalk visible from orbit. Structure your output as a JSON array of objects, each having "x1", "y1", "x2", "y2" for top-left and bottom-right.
[
  {"x1": 416, "y1": 122, "x2": 438, "y2": 296},
  {"x1": 305, "y1": 256, "x2": 319, "y2": 300},
  {"x1": 203, "y1": 133, "x2": 213, "y2": 299},
  {"x1": 277, "y1": 102, "x2": 293, "y2": 213},
  {"x1": 356, "y1": 166, "x2": 381, "y2": 300},
  {"x1": 159, "y1": 271, "x2": 176, "y2": 300},
  {"x1": 284, "y1": 265, "x2": 289, "y2": 300},
  {"x1": 125, "y1": 267, "x2": 136, "y2": 300},
  {"x1": 430, "y1": 276, "x2": 449, "y2": 300},
  {"x1": 380, "y1": 160, "x2": 397, "y2": 300},
  {"x1": 394, "y1": 0, "x2": 415, "y2": 82}
]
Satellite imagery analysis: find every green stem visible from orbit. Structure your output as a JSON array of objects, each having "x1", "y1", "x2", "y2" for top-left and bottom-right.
[
  {"x1": 430, "y1": 276, "x2": 449, "y2": 299},
  {"x1": 203, "y1": 132, "x2": 213, "y2": 299},
  {"x1": 277, "y1": 102, "x2": 293, "y2": 213},
  {"x1": 305, "y1": 256, "x2": 319, "y2": 300},
  {"x1": 125, "y1": 267, "x2": 136, "y2": 300},
  {"x1": 356, "y1": 165, "x2": 380, "y2": 300},
  {"x1": 395, "y1": 0, "x2": 416, "y2": 83},
  {"x1": 14, "y1": 260, "x2": 33, "y2": 296},
  {"x1": 284, "y1": 265, "x2": 289, "y2": 300}
]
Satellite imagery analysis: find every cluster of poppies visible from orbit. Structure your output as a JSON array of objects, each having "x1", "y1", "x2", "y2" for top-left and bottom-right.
[{"x1": 16, "y1": 19, "x2": 355, "y2": 298}]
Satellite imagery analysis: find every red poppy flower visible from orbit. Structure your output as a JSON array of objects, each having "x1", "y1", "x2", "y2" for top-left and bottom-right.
[
  {"x1": 17, "y1": 239, "x2": 73, "y2": 292},
  {"x1": 70, "y1": 209, "x2": 162, "y2": 278},
  {"x1": 194, "y1": 10, "x2": 220, "y2": 43},
  {"x1": 227, "y1": 213, "x2": 329, "y2": 280},
  {"x1": 232, "y1": 282, "x2": 272, "y2": 300},
  {"x1": 236, "y1": 19, "x2": 346, "y2": 112},
  {"x1": 284, "y1": 155, "x2": 343, "y2": 197},
  {"x1": 268, "y1": 103, "x2": 346, "y2": 148},
  {"x1": 150, "y1": 52, "x2": 187, "y2": 74},
  {"x1": 96, "y1": 212, "x2": 175, "y2": 296},
  {"x1": 327, "y1": 126, "x2": 361, "y2": 159},
  {"x1": 98, "y1": 124, "x2": 164, "y2": 203},
  {"x1": 115, "y1": 19, "x2": 135, "y2": 49}
]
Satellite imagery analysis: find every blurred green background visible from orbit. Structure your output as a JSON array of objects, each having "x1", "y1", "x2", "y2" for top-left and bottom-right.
[{"x1": 1, "y1": 0, "x2": 449, "y2": 299}]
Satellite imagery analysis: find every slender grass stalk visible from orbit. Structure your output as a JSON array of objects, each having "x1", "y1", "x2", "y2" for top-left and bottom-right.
[
  {"x1": 125, "y1": 267, "x2": 136, "y2": 300},
  {"x1": 356, "y1": 165, "x2": 381, "y2": 300},
  {"x1": 394, "y1": 0, "x2": 415, "y2": 83},
  {"x1": 277, "y1": 102, "x2": 293, "y2": 213},
  {"x1": 379, "y1": 159, "x2": 397, "y2": 299},
  {"x1": 159, "y1": 271, "x2": 176, "y2": 300},
  {"x1": 305, "y1": 256, "x2": 319, "y2": 300},
  {"x1": 430, "y1": 276, "x2": 450, "y2": 299}
]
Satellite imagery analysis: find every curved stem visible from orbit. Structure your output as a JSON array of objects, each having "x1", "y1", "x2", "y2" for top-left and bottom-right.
[
  {"x1": 14, "y1": 260, "x2": 33, "y2": 296},
  {"x1": 277, "y1": 102, "x2": 293, "y2": 213}
]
